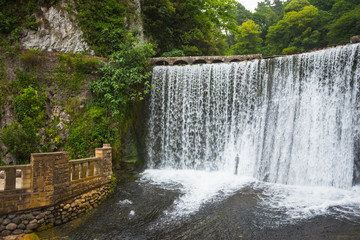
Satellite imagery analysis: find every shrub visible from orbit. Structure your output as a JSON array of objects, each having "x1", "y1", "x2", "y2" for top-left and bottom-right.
[
  {"x1": 161, "y1": 49, "x2": 185, "y2": 57},
  {"x1": 0, "y1": 119, "x2": 40, "y2": 164},
  {"x1": 13, "y1": 86, "x2": 46, "y2": 123}
]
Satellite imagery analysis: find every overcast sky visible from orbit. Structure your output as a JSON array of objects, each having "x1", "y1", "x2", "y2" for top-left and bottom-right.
[{"x1": 236, "y1": 0, "x2": 262, "y2": 12}]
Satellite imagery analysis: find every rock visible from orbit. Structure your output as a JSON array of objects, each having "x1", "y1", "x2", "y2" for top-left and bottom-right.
[
  {"x1": 12, "y1": 229, "x2": 23, "y2": 235},
  {"x1": 2, "y1": 219, "x2": 11, "y2": 225},
  {"x1": 60, "y1": 111, "x2": 71, "y2": 123},
  {"x1": 8, "y1": 214, "x2": 16, "y2": 219},
  {"x1": 19, "y1": 0, "x2": 93, "y2": 54},
  {"x1": 55, "y1": 220, "x2": 61, "y2": 225},
  {"x1": 29, "y1": 219, "x2": 37, "y2": 224},
  {"x1": 32, "y1": 211, "x2": 41, "y2": 216},
  {"x1": 57, "y1": 121, "x2": 65, "y2": 131},
  {"x1": 64, "y1": 204, "x2": 70, "y2": 210},
  {"x1": 38, "y1": 219, "x2": 45, "y2": 224},
  {"x1": 6, "y1": 223, "x2": 17, "y2": 231},
  {"x1": 350, "y1": 35, "x2": 360, "y2": 43},
  {"x1": 12, "y1": 217, "x2": 21, "y2": 225},
  {"x1": 18, "y1": 224, "x2": 26, "y2": 230},
  {"x1": 47, "y1": 207, "x2": 55, "y2": 211},
  {"x1": 26, "y1": 223, "x2": 38, "y2": 230},
  {"x1": 22, "y1": 220, "x2": 29, "y2": 225},
  {"x1": 2, "y1": 230, "x2": 11, "y2": 236},
  {"x1": 36, "y1": 213, "x2": 45, "y2": 220}
]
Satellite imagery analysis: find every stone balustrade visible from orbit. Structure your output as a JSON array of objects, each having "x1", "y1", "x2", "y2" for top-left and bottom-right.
[
  {"x1": 69, "y1": 157, "x2": 100, "y2": 181},
  {"x1": 0, "y1": 165, "x2": 32, "y2": 192},
  {"x1": 0, "y1": 144, "x2": 113, "y2": 236},
  {"x1": 148, "y1": 54, "x2": 262, "y2": 66},
  {"x1": 0, "y1": 144, "x2": 112, "y2": 216}
]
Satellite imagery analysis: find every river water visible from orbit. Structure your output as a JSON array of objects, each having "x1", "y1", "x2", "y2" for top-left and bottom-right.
[{"x1": 40, "y1": 44, "x2": 360, "y2": 239}]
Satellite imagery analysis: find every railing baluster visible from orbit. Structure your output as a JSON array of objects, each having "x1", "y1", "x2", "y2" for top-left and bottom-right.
[
  {"x1": 21, "y1": 167, "x2": 32, "y2": 189},
  {"x1": 89, "y1": 161, "x2": 95, "y2": 177},
  {"x1": 73, "y1": 164, "x2": 80, "y2": 180},
  {"x1": 5, "y1": 168, "x2": 16, "y2": 191},
  {"x1": 82, "y1": 163, "x2": 88, "y2": 178}
]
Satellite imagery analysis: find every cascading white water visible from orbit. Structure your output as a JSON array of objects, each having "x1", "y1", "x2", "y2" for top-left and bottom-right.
[{"x1": 147, "y1": 43, "x2": 360, "y2": 190}]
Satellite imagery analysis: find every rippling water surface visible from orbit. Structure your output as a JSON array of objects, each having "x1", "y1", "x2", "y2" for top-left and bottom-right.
[{"x1": 39, "y1": 170, "x2": 360, "y2": 240}]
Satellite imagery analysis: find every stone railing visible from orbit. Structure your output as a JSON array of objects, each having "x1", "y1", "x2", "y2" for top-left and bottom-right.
[
  {"x1": 69, "y1": 158, "x2": 100, "y2": 181},
  {"x1": 0, "y1": 165, "x2": 32, "y2": 191},
  {"x1": 148, "y1": 54, "x2": 262, "y2": 66},
  {"x1": 0, "y1": 144, "x2": 112, "y2": 216}
]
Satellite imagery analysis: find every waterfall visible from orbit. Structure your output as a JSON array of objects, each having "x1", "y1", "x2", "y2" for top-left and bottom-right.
[{"x1": 147, "y1": 44, "x2": 360, "y2": 190}]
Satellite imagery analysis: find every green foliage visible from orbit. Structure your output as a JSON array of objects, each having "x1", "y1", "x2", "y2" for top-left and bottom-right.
[
  {"x1": 0, "y1": 0, "x2": 56, "y2": 43},
  {"x1": 71, "y1": 0, "x2": 131, "y2": 56},
  {"x1": 54, "y1": 53, "x2": 100, "y2": 92},
  {"x1": 0, "y1": 119, "x2": 40, "y2": 164},
  {"x1": 266, "y1": 5, "x2": 320, "y2": 54},
  {"x1": 328, "y1": 4, "x2": 360, "y2": 44},
  {"x1": 90, "y1": 34, "x2": 155, "y2": 119},
  {"x1": 285, "y1": 0, "x2": 311, "y2": 13},
  {"x1": 11, "y1": 69, "x2": 39, "y2": 91},
  {"x1": 13, "y1": 86, "x2": 46, "y2": 122},
  {"x1": 141, "y1": 0, "x2": 237, "y2": 56},
  {"x1": 282, "y1": 46, "x2": 298, "y2": 54},
  {"x1": 65, "y1": 105, "x2": 116, "y2": 159},
  {"x1": 1, "y1": 86, "x2": 47, "y2": 164},
  {"x1": 20, "y1": 48, "x2": 42, "y2": 67},
  {"x1": 231, "y1": 20, "x2": 263, "y2": 55},
  {"x1": 161, "y1": 49, "x2": 185, "y2": 57}
]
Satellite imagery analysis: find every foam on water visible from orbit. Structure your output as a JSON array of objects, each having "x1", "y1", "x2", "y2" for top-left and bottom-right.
[
  {"x1": 141, "y1": 169, "x2": 254, "y2": 218},
  {"x1": 141, "y1": 170, "x2": 360, "y2": 223}
]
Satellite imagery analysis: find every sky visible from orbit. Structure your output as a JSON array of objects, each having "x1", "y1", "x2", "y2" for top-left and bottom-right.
[{"x1": 236, "y1": 0, "x2": 262, "y2": 12}]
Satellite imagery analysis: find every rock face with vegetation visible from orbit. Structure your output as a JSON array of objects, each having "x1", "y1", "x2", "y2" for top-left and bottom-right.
[{"x1": 19, "y1": 0, "x2": 92, "y2": 54}]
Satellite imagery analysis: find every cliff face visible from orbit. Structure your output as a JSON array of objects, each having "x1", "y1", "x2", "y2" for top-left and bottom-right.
[
  {"x1": 16, "y1": 0, "x2": 146, "y2": 55},
  {"x1": 19, "y1": 1, "x2": 93, "y2": 54}
]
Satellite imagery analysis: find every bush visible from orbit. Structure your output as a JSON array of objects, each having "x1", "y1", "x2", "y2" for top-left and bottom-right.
[
  {"x1": 13, "y1": 86, "x2": 46, "y2": 123},
  {"x1": 282, "y1": 46, "x2": 298, "y2": 54},
  {"x1": 0, "y1": 119, "x2": 40, "y2": 164},
  {"x1": 161, "y1": 49, "x2": 185, "y2": 57},
  {"x1": 90, "y1": 34, "x2": 155, "y2": 119}
]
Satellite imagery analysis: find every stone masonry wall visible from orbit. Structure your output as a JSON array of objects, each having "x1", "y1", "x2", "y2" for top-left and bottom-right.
[
  {"x1": 0, "y1": 144, "x2": 113, "y2": 236},
  {"x1": 0, "y1": 184, "x2": 111, "y2": 236}
]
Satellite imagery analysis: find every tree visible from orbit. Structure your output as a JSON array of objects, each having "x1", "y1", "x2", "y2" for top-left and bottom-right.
[
  {"x1": 231, "y1": 20, "x2": 263, "y2": 55},
  {"x1": 266, "y1": 5, "x2": 320, "y2": 54},
  {"x1": 328, "y1": 4, "x2": 360, "y2": 44},
  {"x1": 141, "y1": 0, "x2": 237, "y2": 56},
  {"x1": 285, "y1": 0, "x2": 311, "y2": 13}
]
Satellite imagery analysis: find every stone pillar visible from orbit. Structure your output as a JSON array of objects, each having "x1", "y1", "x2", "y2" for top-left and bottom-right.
[
  {"x1": 30, "y1": 152, "x2": 70, "y2": 207},
  {"x1": 95, "y1": 144, "x2": 112, "y2": 181}
]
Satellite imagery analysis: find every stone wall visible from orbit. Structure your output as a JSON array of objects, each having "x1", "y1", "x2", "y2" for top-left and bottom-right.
[
  {"x1": 0, "y1": 184, "x2": 111, "y2": 236},
  {"x1": 0, "y1": 144, "x2": 113, "y2": 236}
]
